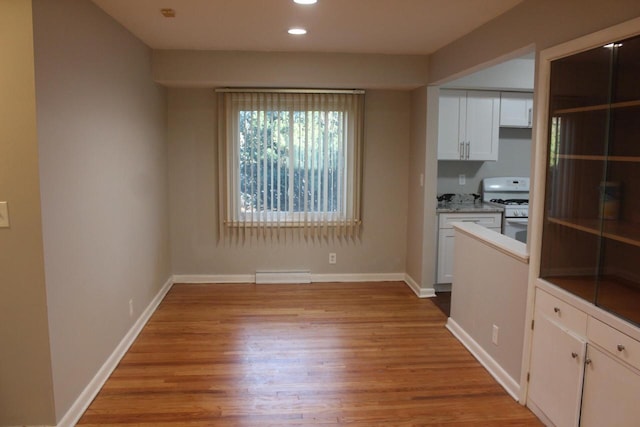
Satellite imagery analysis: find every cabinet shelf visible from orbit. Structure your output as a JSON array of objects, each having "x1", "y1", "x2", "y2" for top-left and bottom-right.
[
  {"x1": 547, "y1": 217, "x2": 640, "y2": 248},
  {"x1": 543, "y1": 275, "x2": 640, "y2": 326},
  {"x1": 553, "y1": 99, "x2": 640, "y2": 115},
  {"x1": 556, "y1": 154, "x2": 640, "y2": 162}
]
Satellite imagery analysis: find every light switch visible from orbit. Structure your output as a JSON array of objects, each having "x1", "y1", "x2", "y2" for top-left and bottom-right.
[
  {"x1": 0, "y1": 201, "x2": 9, "y2": 228},
  {"x1": 459, "y1": 174, "x2": 466, "y2": 185}
]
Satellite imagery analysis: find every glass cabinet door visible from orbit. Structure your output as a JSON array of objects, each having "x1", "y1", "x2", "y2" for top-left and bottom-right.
[{"x1": 540, "y1": 34, "x2": 640, "y2": 326}]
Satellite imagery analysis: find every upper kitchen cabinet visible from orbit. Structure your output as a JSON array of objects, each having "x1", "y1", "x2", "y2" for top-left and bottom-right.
[
  {"x1": 540, "y1": 33, "x2": 640, "y2": 326},
  {"x1": 500, "y1": 92, "x2": 533, "y2": 128},
  {"x1": 438, "y1": 89, "x2": 500, "y2": 161}
]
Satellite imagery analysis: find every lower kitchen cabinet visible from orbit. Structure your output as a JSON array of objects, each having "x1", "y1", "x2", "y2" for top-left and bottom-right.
[
  {"x1": 528, "y1": 288, "x2": 640, "y2": 426},
  {"x1": 437, "y1": 228, "x2": 456, "y2": 284},
  {"x1": 436, "y1": 212, "x2": 501, "y2": 284}
]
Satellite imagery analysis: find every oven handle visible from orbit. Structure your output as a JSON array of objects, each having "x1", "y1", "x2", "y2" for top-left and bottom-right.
[{"x1": 505, "y1": 218, "x2": 529, "y2": 225}]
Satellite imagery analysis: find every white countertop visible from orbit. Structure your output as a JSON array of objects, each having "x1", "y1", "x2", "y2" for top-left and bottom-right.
[{"x1": 452, "y1": 221, "x2": 529, "y2": 263}]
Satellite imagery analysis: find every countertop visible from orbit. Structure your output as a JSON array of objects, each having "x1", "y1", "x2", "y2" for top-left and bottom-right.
[
  {"x1": 436, "y1": 201, "x2": 504, "y2": 214},
  {"x1": 452, "y1": 221, "x2": 528, "y2": 262}
]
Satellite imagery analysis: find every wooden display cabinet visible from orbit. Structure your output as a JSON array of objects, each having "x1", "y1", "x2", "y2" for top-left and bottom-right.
[{"x1": 540, "y1": 33, "x2": 640, "y2": 326}]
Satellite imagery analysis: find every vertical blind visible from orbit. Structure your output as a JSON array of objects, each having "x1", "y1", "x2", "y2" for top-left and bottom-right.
[{"x1": 217, "y1": 89, "x2": 365, "y2": 240}]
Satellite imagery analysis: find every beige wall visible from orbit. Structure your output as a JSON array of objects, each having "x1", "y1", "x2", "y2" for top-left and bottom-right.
[
  {"x1": 421, "y1": 86, "x2": 441, "y2": 289},
  {"x1": 405, "y1": 87, "x2": 427, "y2": 285},
  {"x1": 153, "y1": 50, "x2": 428, "y2": 90},
  {"x1": 450, "y1": 227, "x2": 529, "y2": 387},
  {"x1": 0, "y1": 1, "x2": 56, "y2": 424},
  {"x1": 33, "y1": 0, "x2": 170, "y2": 420},
  {"x1": 168, "y1": 89, "x2": 410, "y2": 276},
  {"x1": 429, "y1": 0, "x2": 640, "y2": 84}
]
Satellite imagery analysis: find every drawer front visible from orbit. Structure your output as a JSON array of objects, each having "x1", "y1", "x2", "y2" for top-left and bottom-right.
[
  {"x1": 588, "y1": 317, "x2": 640, "y2": 371},
  {"x1": 439, "y1": 213, "x2": 502, "y2": 229},
  {"x1": 535, "y1": 289, "x2": 588, "y2": 336}
]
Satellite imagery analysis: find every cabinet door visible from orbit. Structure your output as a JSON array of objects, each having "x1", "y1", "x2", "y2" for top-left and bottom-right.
[
  {"x1": 466, "y1": 91, "x2": 500, "y2": 161},
  {"x1": 580, "y1": 345, "x2": 640, "y2": 427},
  {"x1": 500, "y1": 92, "x2": 533, "y2": 128},
  {"x1": 437, "y1": 220, "x2": 501, "y2": 284},
  {"x1": 528, "y1": 312, "x2": 586, "y2": 427},
  {"x1": 437, "y1": 228, "x2": 456, "y2": 283},
  {"x1": 437, "y1": 90, "x2": 466, "y2": 160}
]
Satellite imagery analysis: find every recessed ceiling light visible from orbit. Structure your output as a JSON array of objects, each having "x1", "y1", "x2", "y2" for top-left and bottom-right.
[
  {"x1": 160, "y1": 8, "x2": 175, "y2": 18},
  {"x1": 288, "y1": 28, "x2": 307, "y2": 35},
  {"x1": 294, "y1": 0, "x2": 318, "y2": 4}
]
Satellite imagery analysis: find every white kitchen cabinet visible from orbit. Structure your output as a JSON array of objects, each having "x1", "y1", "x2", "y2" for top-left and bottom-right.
[
  {"x1": 438, "y1": 90, "x2": 500, "y2": 161},
  {"x1": 528, "y1": 291, "x2": 587, "y2": 427},
  {"x1": 580, "y1": 345, "x2": 640, "y2": 427},
  {"x1": 436, "y1": 212, "x2": 502, "y2": 283},
  {"x1": 499, "y1": 92, "x2": 533, "y2": 128},
  {"x1": 437, "y1": 228, "x2": 456, "y2": 284}
]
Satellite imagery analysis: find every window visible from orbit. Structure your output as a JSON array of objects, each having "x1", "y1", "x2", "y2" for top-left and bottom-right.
[{"x1": 217, "y1": 90, "x2": 364, "y2": 239}]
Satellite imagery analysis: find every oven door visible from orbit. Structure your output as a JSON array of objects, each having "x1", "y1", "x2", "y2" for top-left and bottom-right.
[{"x1": 504, "y1": 217, "x2": 528, "y2": 243}]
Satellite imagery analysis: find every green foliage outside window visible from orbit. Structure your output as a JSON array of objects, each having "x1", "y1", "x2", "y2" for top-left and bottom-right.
[{"x1": 238, "y1": 109, "x2": 344, "y2": 215}]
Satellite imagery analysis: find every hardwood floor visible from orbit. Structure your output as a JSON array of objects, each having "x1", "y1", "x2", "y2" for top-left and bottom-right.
[
  {"x1": 432, "y1": 291, "x2": 451, "y2": 317},
  {"x1": 78, "y1": 282, "x2": 541, "y2": 426}
]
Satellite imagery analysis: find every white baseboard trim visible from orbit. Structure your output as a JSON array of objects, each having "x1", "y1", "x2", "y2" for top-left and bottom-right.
[
  {"x1": 445, "y1": 318, "x2": 520, "y2": 401},
  {"x1": 173, "y1": 274, "x2": 255, "y2": 284},
  {"x1": 311, "y1": 273, "x2": 405, "y2": 283},
  {"x1": 404, "y1": 274, "x2": 436, "y2": 298},
  {"x1": 172, "y1": 273, "x2": 406, "y2": 284},
  {"x1": 434, "y1": 283, "x2": 452, "y2": 292},
  {"x1": 57, "y1": 276, "x2": 174, "y2": 427}
]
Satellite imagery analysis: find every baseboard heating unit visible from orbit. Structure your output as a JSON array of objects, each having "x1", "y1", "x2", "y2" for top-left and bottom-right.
[{"x1": 255, "y1": 270, "x2": 312, "y2": 284}]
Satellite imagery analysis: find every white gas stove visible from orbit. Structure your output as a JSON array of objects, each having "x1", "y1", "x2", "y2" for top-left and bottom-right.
[{"x1": 482, "y1": 177, "x2": 530, "y2": 243}]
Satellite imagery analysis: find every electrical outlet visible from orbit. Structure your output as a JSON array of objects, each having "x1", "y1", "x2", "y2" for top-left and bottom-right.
[
  {"x1": 492, "y1": 324, "x2": 499, "y2": 345},
  {"x1": 329, "y1": 252, "x2": 337, "y2": 264},
  {"x1": 0, "y1": 201, "x2": 9, "y2": 228},
  {"x1": 459, "y1": 174, "x2": 466, "y2": 186},
  {"x1": 129, "y1": 299, "x2": 134, "y2": 317}
]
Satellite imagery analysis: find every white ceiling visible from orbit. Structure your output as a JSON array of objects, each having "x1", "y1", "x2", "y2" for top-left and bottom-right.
[{"x1": 91, "y1": 0, "x2": 523, "y2": 55}]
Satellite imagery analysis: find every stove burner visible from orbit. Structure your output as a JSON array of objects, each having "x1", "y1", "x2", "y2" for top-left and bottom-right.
[{"x1": 490, "y1": 198, "x2": 529, "y2": 205}]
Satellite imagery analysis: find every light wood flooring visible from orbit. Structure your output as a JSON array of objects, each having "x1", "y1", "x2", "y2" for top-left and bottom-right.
[{"x1": 78, "y1": 282, "x2": 541, "y2": 426}]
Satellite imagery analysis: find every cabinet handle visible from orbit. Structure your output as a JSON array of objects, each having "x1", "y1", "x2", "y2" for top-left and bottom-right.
[
  {"x1": 528, "y1": 108, "x2": 532, "y2": 126},
  {"x1": 617, "y1": 344, "x2": 626, "y2": 352},
  {"x1": 460, "y1": 142, "x2": 464, "y2": 160},
  {"x1": 553, "y1": 307, "x2": 561, "y2": 314},
  {"x1": 571, "y1": 352, "x2": 578, "y2": 359},
  {"x1": 465, "y1": 141, "x2": 470, "y2": 159},
  {"x1": 585, "y1": 358, "x2": 592, "y2": 365}
]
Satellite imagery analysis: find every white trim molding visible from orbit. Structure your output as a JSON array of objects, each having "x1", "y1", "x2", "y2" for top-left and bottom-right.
[
  {"x1": 172, "y1": 274, "x2": 255, "y2": 284},
  {"x1": 404, "y1": 273, "x2": 436, "y2": 298},
  {"x1": 446, "y1": 317, "x2": 520, "y2": 401},
  {"x1": 172, "y1": 273, "x2": 407, "y2": 284},
  {"x1": 57, "y1": 277, "x2": 174, "y2": 427},
  {"x1": 434, "y1": 283, "x2": 452, "y2": 293},
  {"x1": 312, "y1": 273, "x2": 405, "y2": 283}
]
